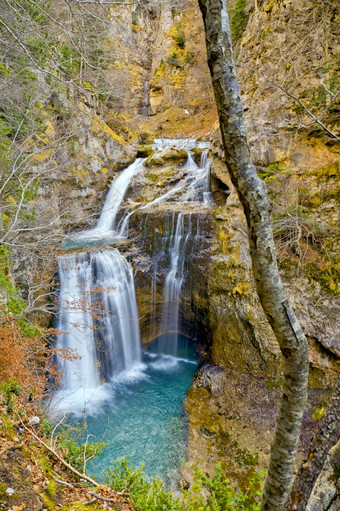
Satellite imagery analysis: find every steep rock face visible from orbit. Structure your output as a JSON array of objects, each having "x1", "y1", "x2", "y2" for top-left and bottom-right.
[
  {"x1": 183, "y1": 0, "x2": 340, "y2": 486},
  {"x1": 237, "y1": 0, "x2": 339, "y2": 168}
]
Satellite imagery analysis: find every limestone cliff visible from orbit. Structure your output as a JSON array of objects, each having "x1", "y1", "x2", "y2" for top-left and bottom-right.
[{"x1": 1, "y1": 0, "x2": 339, "y2": 496}]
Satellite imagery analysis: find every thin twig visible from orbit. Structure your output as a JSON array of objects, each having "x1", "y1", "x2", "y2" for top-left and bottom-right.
[
  {"x1": 52, "y1": 475, "x2": 74, "y2": 488},
  {"x1": 269, "y1": 81, "x2": 340, "y2": 141},
  {"x1": 50, "y1": 413, "x2": 66, "y2": 451}
]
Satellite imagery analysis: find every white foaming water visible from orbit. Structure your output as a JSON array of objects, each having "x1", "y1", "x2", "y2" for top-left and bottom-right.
[
  {"x1": 64, "y1": 158, "x2": 144, "y2": 246},
  {"x1": 147, "y1": 354, "x2": 197, "y2": 371},
  {"x1": 159, "y1": 213, "x2": 192, "y2": 355},
  {"x1": 96, "y1": 158, "x2": 144, "y2": 231},
  {"x1": 152, "y1": 138, "x2": 209, "y2": 151},
  {"x1": 51, "y1": 249, "x2": 142, "y2": 415}
]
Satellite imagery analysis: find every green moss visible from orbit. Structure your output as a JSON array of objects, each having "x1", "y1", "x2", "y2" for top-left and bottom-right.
[
  {"x1": 40, "y1": 492, "x2": 55, "y2": 510},
  {"x1": 61, "y1": 505, "x2": 101, "y2": 511},
  {"x1": 267, "y1": 378, "x2": 282, "y2": 391},
  {"x1": 264, "y1": 1, "x2": 275, "y2": 13},
  {"x1": 229, "y1": 0, "x2": 249, "y2": 44},
  {"x1": 312, "y1": 406, "x2": 325, "y2": 421},
  {"x1": 258, "y1": 163, "x2": 283, "y2": 181},
  {"x1": 0, "y1": 412, "x2": 16, "y2": 439},
  {"x1": 260, "y1": 27, "x2": 270, "y2": 40},
  {"x1": 235, "y1": 449, "x2": 259, "y2": 467},
  {"x1": 137, "y1": 145, "x2": 154, "y2": 158},
  {"x1": 233, "y1": 281, "x2": 251, "y2": 296},
  {"x1": 312, "y1": 160, "x2": 340, "y2": 179},
  {"x1": 46, "y1": 479, "x2": 57, "y2": 497},
  {"x1": 145, "y1": 152, "x2": 156, "y2": 166}
]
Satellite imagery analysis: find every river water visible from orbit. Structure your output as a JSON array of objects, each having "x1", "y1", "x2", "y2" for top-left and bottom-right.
[{"x1": 86, "y1": 334, "x2": 199, "y2": 485}]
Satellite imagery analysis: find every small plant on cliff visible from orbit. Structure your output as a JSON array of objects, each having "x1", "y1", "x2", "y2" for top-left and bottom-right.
[
  {"x1": 175, "y1": 32, "x2": 186, "y2": 49},
  {"x1": 229, "y1": 0, "x2": 249, "y2": 44},
  {"x1": 167, "y1": 51, "x2": 180, "y2": 67}
]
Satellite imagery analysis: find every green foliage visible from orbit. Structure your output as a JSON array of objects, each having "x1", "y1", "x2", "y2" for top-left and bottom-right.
[
  {"x1": 174, "y1": 33, "x2": 186, "y2": 49},
  {"x1": 27, "y1": 36, "x2": 54, "y2": 66},
  {"x1": 0, "y1": 269, "x2": 40, "y2": 338},
  {"x1": 106, "y1": 458, "x2": 177, "y2": 511},
  {"x1": 60, "y1": 44, "x2": 81, "y2": 74},
  {"x1": 229, "y1": 0, "x2": 249, "y2": 44},
  {"x1": 167, "y1": 51, "x2": 180, "y2": 67},
  {"x1": 258, "y1": 163, "x2": 283, "y2": 181},
  {"x1": 0, "y1": 379, "x2": 22, "y2": 413},
  {"x1": 105, "y1": 458, "x2": 264, "y2": 511},
  {"x1": 22, "y1": 0, "x2": 47, "y2": 23},
  {"x1": 57, "y1": 422, "x2": 107, "y2": 473},
  {"x1": 184, "y1": 51, "x2": 196, "y2": 65}
]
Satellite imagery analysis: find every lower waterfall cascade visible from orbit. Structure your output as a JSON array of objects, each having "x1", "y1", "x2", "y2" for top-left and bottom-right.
[{"x1": 51, "y1": 138, "x2": 213, "y2": 482}]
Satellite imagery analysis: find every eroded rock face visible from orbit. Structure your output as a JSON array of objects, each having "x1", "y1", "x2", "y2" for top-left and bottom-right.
[
  {"x1": 236, "y1": 0, "x2": 340, "y2": 169},
  {"x1": 181, "y1": 0, "x2": 340, "y2": 484}
]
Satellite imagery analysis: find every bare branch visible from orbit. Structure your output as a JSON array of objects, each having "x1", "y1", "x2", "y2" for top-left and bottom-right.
[{"x1": 270, "y1": 81, "x2": 340, "y2": 141}]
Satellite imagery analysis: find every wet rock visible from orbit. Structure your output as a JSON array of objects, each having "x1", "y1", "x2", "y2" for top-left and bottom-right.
[{"x1": 145, "y1": 148, "x2": 187, "y2": 166}]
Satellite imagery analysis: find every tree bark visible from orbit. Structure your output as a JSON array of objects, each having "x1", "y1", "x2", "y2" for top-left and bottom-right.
[
  {"x1": 198, "y1": 1, "x2": 310, "y2": 510},
  {"x1": 289, "y1": 381, "x2": 340, "y2": 510}
]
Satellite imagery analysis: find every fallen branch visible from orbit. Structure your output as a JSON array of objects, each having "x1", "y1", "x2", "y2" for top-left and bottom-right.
[
  {"x1": 17, "y1": 416, "x2": 129, "y2": 501},
  {"x1": 52, "y1": 475, "x2": 74, "y2": 489},
  {"x1": 89, "y1": 490, "x2": 122, "y2": 503},
  {"x1": 0, "y1": 443, "x2": 23, "y2": 457},
  {"x1": 270, "y1": 81, "x2": 340, "y2": 142},
  {"x1": 18, "y1": 416, "x2": 99, "y2": 487}
]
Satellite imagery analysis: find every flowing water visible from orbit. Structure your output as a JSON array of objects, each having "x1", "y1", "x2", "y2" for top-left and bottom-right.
[{"x1": 51, "y1": 138, "x2": 211, "y2": 483}]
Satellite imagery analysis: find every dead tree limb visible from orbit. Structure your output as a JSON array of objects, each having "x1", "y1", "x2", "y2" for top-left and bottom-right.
[{"x1": 270, "y1": 81, "x2": 340, "y2": 141}]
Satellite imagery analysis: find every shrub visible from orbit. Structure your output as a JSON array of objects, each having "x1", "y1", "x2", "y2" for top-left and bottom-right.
[{"x1": 105, "y1": 458, "x2": 264, "y2": 510}]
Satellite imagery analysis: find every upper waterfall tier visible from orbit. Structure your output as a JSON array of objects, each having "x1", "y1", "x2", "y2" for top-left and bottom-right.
[
  {"x1": 64, "y1": 158, "x2": 144, "y2": 248},
  {"x1": 65, "y1": 138, "x2": 212, "y2": 249}
]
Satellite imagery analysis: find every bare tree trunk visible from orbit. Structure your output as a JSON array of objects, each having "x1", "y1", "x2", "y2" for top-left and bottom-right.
[
  {"x1": 290, "y1": 381, "x2": 340, "y2": 510},
  {"x1": 198, "y1": 1, "x2": 309, "y2": 510}
]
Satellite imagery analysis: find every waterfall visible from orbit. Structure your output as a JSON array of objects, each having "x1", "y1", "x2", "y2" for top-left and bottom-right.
[
  {"x1": 64, "y1": 158, "x2": 144, "y2": 247},
  {"x1": 56, "y1": 253, "x2": 99, "y2": 392},
  {"x1": 53, "y1": 249, "x2": 142, "y2": 413},
  {"x1": 159, "y1": 213, "x2": 192, "y2": 355},
  {"x1": 52, "y1": 137, "x2": 212, "y2": 414},
  {"x1": 96, "y1": 158, "x2": 144, "y2": 232}
]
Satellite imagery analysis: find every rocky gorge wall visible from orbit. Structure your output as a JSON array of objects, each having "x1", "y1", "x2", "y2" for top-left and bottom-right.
[
  {"x1": 1, "y1": 0, "x2": 339, "y2": 496},
  {"x1": 182, "y1": 0, "x2": 340, "y2": 490}
]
